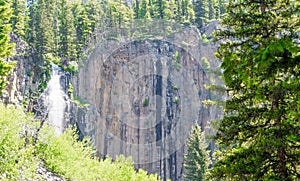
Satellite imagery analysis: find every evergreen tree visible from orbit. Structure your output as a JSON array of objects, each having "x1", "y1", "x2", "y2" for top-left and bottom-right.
[
  {"x1": 184, "y1": 124, "x2": 209, "y2": 181},
  {"x1": 207, "y1": 0, "x2": 215, "y2": 20},
  {"x1": 174, "y1": 0, "x2": 182, "y2": 22},
  {"x1": 163, "y1": 0, "x2": 175, "y2": 21},
  {"x1": 157, "y1": 0, "x2": 165, "y2": 19},
  {"x1": 33, "y1": 0, "x2": 56, "y2": 59},
  {"x1": 26, "y1": 0, "x2": 36, "y2": 46},
  {"x1": 218, "y1": 0, "x2": 225, "y2": 17},
  {"x1": 134, "y1": 0, "x2": 139, "y2": 19},
  {"x1": 148, "y1": 0, "x2": 155, "y2": 17},
  {"x1": 211, "y1": 0, "x2": 300, "y2": 180},
  {"x1": 193, "y1": 0, "x2": 208, "y2": 29},
  {"x1": 213, "y1": 0, "x2": 225, "y2": 20},
  {"x1": 105, "y1": 0, "x2": 133, "y2": 28},
  {"x1": 151, "y1": 0, "x2": 165, "y2": 19},
  {"x1": 0, "y1": 0, "x2": 15, "y2": 93},
  {"x1": 138, "y1": 0, "x2": 151, "y2": 19},
  {"x1": 84, "y1": 0, "x2": 103, "y2": 38},
  {"x1": 71, "y1": 1, "x2": 92, "y2": 59},
  {"x1": 181, "y1": 0, "x2": 195, "y2": 24},
  {"x1": 10, "y1": 0, "x2": 28, "y2": 38},
  {"x1": 57, "y1": 0, "x2": 76, "y2": 66}
]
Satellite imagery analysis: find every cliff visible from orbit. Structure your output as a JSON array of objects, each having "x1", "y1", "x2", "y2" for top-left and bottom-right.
[
  {"x1": 1, "y1": 20, "x2": 222, "y2": 181},
  {"x1": 73, "y1": 20, "x2": 223, "y2": 180}
]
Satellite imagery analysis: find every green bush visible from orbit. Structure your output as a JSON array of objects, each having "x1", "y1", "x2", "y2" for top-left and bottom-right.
[
  {"x1": 201, "y1": 57, "x2": 210, "y2": 70},
  {"x1": 0, "y1": 103, "x2": 160, "y2": 181},
  {"x1": 174, "y1": 51, "x2": 181, "y2": 70},
  {"x1": 38, "y1": 127, "x2": 160, "y2": 180},
  {"x1": 143, "y1": 98, "x2": 150, "y2": 107},
  {"x1": 0, "y1": 104, "x2": 39, "y2": 180},
  {"x1": 172, "y1": 85, "x2": 179, "y2": 90},
  {"x1": 202, "y1": 34, "x2": 209, "y2": 44},
  {"x1": 173, "y1": 96, "x2": 179, "y2": 104}
]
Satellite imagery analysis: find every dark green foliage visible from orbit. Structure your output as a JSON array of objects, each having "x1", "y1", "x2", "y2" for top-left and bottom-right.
[
  {"x1": 143, "y1": 97, "x2": 150, "y2": 106},
  {"x1": 137, "y1": 0, "x2": 152, "y2": 19},
  {"x1": 208, "y1": 0, "x2": 215, "y2": 20},
  {"x1": 10, "y1": 0, "x2": 28, "y2": 38},
  {"x1": 33, "y1": 0, "x2": 56, "y2": 57},
  {"x1": 133, "y1": 0, "x2": 196, "y2": 24},
  {"x1": 215, "y1": 0, "x2": 225, "y2": 19},
  {"x1": 7, "y1": 0, "x2": 226, "y2": 79},
  {"x1": 181, "y1": 0, "x2": 195, "y2": 24},
  {"x1": 105, "y1": 0, "x2": 134, "y2": 28},
  {"x1": 193, "y1": 0, "x2": 208, "y2": 29},
  {"x1": 57, "y1": 0, "x2": 76, "y2": 67},
  {"x1": 152, "y1": 0, "x2": 165, "y2": 19},
  {"x1": 211, "y1": 0, "x2": 300, "y2": 180},
  {"x1": 184, "y1": 124, "x2": 209, "y2": 181}
]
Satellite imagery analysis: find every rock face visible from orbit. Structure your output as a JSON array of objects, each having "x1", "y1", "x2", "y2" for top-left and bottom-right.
[
  {"x1": 2, "y1": 22, "x2": 222, "y2": 181},
  {"x1": 0, "y1": 33, "x2": 33, "y2": 107},
  {"x1": 36, "y1": 162, "x2": 65, "y2": 181},
  {"x1": 73, "y1": 23, "x2": 222, "y2": 180}
]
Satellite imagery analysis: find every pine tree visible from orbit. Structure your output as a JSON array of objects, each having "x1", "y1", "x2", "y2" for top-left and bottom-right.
[
  {"x1": 184, "y1": 124, "x2": 209, "y2": 181},
  {"x1": 105, "y1": 0, "x2": 133, "y2": 28},
  {"x1": 134, "y1": 0, "x2": 139, "y2": 18},
  {"x1": 150, "y1": 0, "x2": 165, "y2": 19},
  {"x1": 146, "y1": 0, "x2": 154, "y2": 18},
  {"x1": 157, "y1": 0, "x2": 165, "y2": 19},
  {"x1": 181, "y1": 0, "x2": 195, "y2": 24},
  {"x1": 84, "y1": 0, "x2": 103, "y2": 38},
  {"x1": 57, "y1": 0, "x2": 76, "y2": 66},
  {"x1": 0, "y1": 0, "x2": 15, "y2": 93},
  {"x1": 33, "y1": 0, "x2": 56, "y2": 59},
  {"x1": 218, "y1": 0, "x2": 225, "y2": 17},
  {"x1": 193, "y1": 0, "x2": 208, "y2": 29},
  {"x1": 207, "y1": 0, "x2": 215, "y2": 20},
  {"x1": 211, "y1": 0, "x2": 300, "y2": 180},
  {"x1": 26, "y1": 0, "x2": 36, "y2": 46},
  {"x1": 138, "y1": 0, "x2": 151, "y2": 19},
  {"x1": 213, "y1": 0, "x2": 225, "y2": 20},
  {"x1": 10, "y1": 0, "x2": 28, "y2": 38},
  {"x1": 71, "y1": 1, "x2": 92, "y2": 59}
]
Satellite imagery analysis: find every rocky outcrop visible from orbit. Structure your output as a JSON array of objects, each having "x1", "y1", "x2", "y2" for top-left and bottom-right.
[
  {"x1": 73, "y1": 22, "x2": 223, "y2": 180},
  {"x1": 0, "y1": 33, "x2": 33, "y2": 107},
  {"x1": 36, "y1": 162, "x2": 65, "y2": 181}
]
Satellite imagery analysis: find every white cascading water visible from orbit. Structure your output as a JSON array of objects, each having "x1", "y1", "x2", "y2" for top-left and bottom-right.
[{"x1": 43, "y1": 63, "x2": 67, "y2": 134}]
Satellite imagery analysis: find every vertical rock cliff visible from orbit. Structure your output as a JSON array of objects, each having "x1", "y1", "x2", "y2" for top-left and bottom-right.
[
  {"x1": 1, "y1": 21, "x2": 222, "y2": 181},
  {"x1": 73, "y1": 21, "x2": 222, "y2": 180}
]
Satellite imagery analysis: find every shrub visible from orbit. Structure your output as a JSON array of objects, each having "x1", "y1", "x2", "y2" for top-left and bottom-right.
[
  {"x1": 143, "y1": 98, "x2": 150, "y2": 107},
  {"x1": 0, "y1": 104, "x2": 39, "y2": 180},
  {"x1": 0, "y1": 103, "x2": 160, "y2": 181},
  {"x1": 202, "y1": 34, "x2": 209, "y2": 44}
]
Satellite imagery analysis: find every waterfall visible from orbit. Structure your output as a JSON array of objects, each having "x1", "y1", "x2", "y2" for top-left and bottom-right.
[{"x1": 43, "y1": 63, "x2": 68, "y2": 134}]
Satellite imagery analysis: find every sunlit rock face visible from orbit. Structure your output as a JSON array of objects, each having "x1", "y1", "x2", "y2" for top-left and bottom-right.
[{"x1": 73, "y1": 24, "x2": 222, "y2": 180}]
